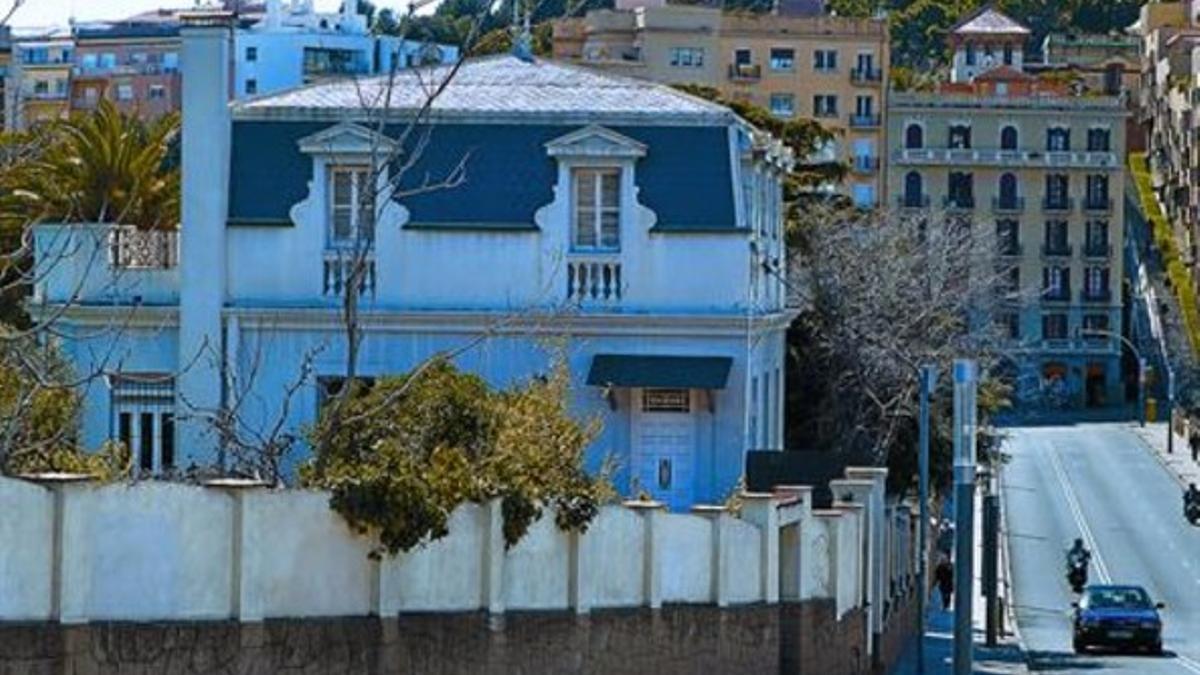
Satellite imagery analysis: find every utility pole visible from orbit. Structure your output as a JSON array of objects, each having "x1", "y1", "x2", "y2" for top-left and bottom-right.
[
  {"x1": 952, "y1": 359, "x2": 978, "y2": 675},
  {"x1": 1168, "y1": 368, "x2": 1176, "y2": 455},
  {"x1": 917, "y1": 364, "x2": 938, "y2": 675},
  {"x1": 1139, "y1": 357, "x2": 1148, "y2": 428},
  {"x1": 982, "y1": 470, "x2": 999, "y2": 647}
]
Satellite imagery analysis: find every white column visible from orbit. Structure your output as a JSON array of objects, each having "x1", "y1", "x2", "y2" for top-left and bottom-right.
[{"x1": 178, "y1": 11, "x2": 234, "y2": 467}]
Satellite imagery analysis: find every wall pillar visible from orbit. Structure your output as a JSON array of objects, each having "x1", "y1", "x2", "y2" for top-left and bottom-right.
[
  {"x1": 692, "y1": 505, "x2": 732, "y2": 608},
  {"x1": 774, "y1": 485, "x2": 814, "y2": 602},
  {"x1": 626, "y1": 500, "x2": 665, "y2": 609},
  {"x1": 830, "y1": 476, "x2": 880, "y2": 661},
  {"x1": 740, "y1": 492, "x2": 781, "y2": 604}
]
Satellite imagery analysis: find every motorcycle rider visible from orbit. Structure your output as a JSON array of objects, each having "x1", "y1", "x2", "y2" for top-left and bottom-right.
[
  {"x1": 1067, "y1": 538, "x2": 1091, "y2": 576},
  {"x1": 1184, "y1": 483, "x2": 1200, "y2": 521}
]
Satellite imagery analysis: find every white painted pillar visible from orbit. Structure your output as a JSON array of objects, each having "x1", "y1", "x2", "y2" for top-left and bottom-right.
[
  {"x1": 846, "y1": 466, "x2": 889, "y2": 653},
  {"x1": 178, "y1": 11, "x2": 234, "y2": 467},
  {"x1": 830, "y1": 477, "x2": 879, "y2": 655},
  {"x1": 774, "y1": 485, "x2": 814, "y2": 602},
  {"x1": 741, "y1": 491, "x2": 781, "y2": 604},
  {"x1": 626, "y1": 500, "x2": 665, "y2": 609},
  {"x1": 482, "y1": 498, "x2": 506, "y2": 615},
  {"x1": 692, "y1": 505, "x2": 732, "y2": 608}
]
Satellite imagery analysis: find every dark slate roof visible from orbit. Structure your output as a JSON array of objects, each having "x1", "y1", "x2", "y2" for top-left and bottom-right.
[
  {"x1": 228, "y1": 120, "x2": 739, "y2": 232},
  {"x1": 235, "y1": 55, "x2": 733, "y2": 122},
  {"x1": 952, "y1": 7, "x2": 1030, "y2": 36}
]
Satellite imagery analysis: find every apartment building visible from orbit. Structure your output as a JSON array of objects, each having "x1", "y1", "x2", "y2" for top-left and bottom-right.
[
  {"x1": 71, "y1": 22, "x2": 181, "y2": 120},
  {"x1": 553, "y1": 1, "x2": 888, "y2": 208},
  {"x1": 6, "y1": 28, "x2": 73, "y2": 129},
  {"x1": 888, "y1": 7, "x2": 1129, "y2": 408},
  {"x1": 3, "y1": 0, "x2": 455, "y2": 129}
]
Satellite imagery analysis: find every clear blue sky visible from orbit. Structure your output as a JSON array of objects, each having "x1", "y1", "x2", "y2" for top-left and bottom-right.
[{"x1": 9, "y1": 0, "x2": 424, "y2": 28}]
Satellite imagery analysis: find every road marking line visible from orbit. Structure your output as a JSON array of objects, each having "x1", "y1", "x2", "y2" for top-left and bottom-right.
[
  {"x1": 1046, "y1": 442, "x2": 1112, "y2": 584},
  {"x1": 1176, "y1": 654, "x2": 1200, "y2": 674}
]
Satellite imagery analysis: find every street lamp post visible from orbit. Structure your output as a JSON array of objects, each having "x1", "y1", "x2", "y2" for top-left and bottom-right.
[
  {"x1": 917, "y1": 365, "x2": 938, "y2": 675},
  {"x1": 952, "y1": 360, "x2": 978, "y2": 675},
  {"x1": 1080, "y1": 328, "x2": 1146, "y2": 426}
]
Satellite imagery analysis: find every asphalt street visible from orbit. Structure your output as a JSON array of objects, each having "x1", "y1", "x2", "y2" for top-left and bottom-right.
[{"x1": 1003, "y1": 423, "x2": 1200, "y2": 674}]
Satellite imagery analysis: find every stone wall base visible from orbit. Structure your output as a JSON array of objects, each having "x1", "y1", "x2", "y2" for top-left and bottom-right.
[{"x1": 0, "y1": 599, "x2": 913, "y2": 675}]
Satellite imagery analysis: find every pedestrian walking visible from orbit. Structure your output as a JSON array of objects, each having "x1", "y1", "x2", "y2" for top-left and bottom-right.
[
  {"x1": 1190, "y1": 424, "x2": 1200, "y2": 463},
  {"x1": 934, "y1": 554, "x2": 954, "y2": 611}
]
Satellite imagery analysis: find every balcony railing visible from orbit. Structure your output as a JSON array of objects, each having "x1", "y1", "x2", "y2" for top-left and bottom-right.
[
  {"x1": 1081, "y1": 288, "x2": 1113, "y2": 303},
  {"x1": 1082, "y1": 242, "x2": 1112, "y2": 259},
  {"x1": 567, "y1": 257, "x2": 622, "y2": 303},
  {"x1": 852, "y1": 156, "x2": 880, "y2": 174},
  {"x1": 998, "y1": 242, "x2": 1023, "y2": 257},
  {"x1": 898, "y1": 194, "x2": 931, "y2": 210},
  {"x1": 1041, "y1": 242, "x2": 1073, "y2": 258},
  {"x1": 850, "y1": 67, "x2": 883, "y2": 84},
  {"x1": 322, "y1": 249, "x2": 376, "y2": 297},
  {"x1": 1042, "y1": 286, "x2": 1072, "y2": 302},
  {"x1": 943, "y1": 195, "x2": 975, "y2": 211},
  {"x1": 1082, "y1": 197, "x2": 1113, "y2": 214},
  {"x1": 992, "y1": 196, "x2": 1025, "y2": 214},
  {"x1": 893, "y1": 148, "x2": 1119, "y2": 169},
  {"x1": 728, "y1": 63, "x2": 761, "y2": 81},
  {"x1": 108, "y1": 227, "x2": 178, "y2": 270},
  {"x1": 849, "y1": 114, "x2": 881, "y2": 129},
  {"x1": 1042, "y1": 197, "x2": 1074, "y2": 214}
]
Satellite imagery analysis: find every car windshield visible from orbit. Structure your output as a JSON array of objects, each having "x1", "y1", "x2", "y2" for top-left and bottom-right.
[{"x1": 1084, "y1": 587, "x2": 1152, "y2": 610}]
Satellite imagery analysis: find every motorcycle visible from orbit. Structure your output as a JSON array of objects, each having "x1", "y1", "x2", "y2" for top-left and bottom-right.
[
  {"x1": 1186, "y1": 498, "x2": 1200, "y2": 526},
  {"x1": 1066, "y1": 560, "x2": 1088, "y2": 594}
]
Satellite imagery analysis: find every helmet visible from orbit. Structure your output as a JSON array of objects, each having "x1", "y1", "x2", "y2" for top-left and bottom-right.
[{"x1": 1074, "y1": 538, "x2": 1084, "y2": 548}]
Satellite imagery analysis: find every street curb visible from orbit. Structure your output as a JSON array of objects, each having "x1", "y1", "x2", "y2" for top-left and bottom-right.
[
  {"x1": 995, "y1": 461, "x2": 1032, "y2": 673},
  {"x1": 1132, "y1": 424, "x2": 1191, "y2": 490}
]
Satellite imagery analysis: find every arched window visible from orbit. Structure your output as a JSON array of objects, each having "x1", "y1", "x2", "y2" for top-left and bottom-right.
[
  {"x1": 999, "y1": 173, "x2": 1018, "y2": 205},
  {"x1": 904, "y1": 171, "x2": 924, "y2": 207},
  {"x1": 905, "y1": 123, "x2": 924, "y2": 149},
  {"x1": 1001, "y1": 125, "x2": 1018, "y2": 150}
]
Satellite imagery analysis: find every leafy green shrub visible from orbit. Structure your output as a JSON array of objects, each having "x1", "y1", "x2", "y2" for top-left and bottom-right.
[
  {"x1": 1129, "y1": 153, "x2": 1200, "y2": 358},
  {"x1": 301, "y1": 358, "x2": 613, "y2": 555}
]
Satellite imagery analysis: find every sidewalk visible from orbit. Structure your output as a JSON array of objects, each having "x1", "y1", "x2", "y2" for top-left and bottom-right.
[
  {"x1": 1131, "y1": 422, "x2": 1200, "y2": 488},
  {"x1": 890, "y1": 485, "x2": 1030, "y2": 674}
]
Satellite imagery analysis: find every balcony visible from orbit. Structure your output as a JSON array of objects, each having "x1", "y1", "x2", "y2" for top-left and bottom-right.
[
  {"x1": 852, "y1": 156, "x2": 880, "y2": 174},
  {"x1": 998, "y1": 242, "x2": 1023, "y2": 257},
  {"x1": 897, "y1": 194, "x2": 931, "y2": 210},
  {"x1": 567, "y1": 257, "x2": 622, "y2": 304},
  {"x1": 849, "y1": 114, "x2": 881, "y2": 129},
  {"x1": 322, "y1": 249, "x2": 376, "y2": 297},
  {"x1": 851, "y1": 67, "x2": 883, "y2": 85},
  {"x1": 943, "y1": 195, "x2": 975, "y2": 211},
  {"x1": 1081, "y1": 288, "x2": 1113, "y2": 303},
  {"x1": 728, "y1": 63, "x2": 761, "y2": 81},
  {"x1": 1042, "y1": 197, "x2": 1074, "y2": 214},
  {"x1": 992, "y1": 196, "x2": 1025, "y2": 214},
  {"x1": 1082, "y1": 197, "x2": 1113, "y2": 214},
  {"x1": 1041, "y1": 243, "x2": 1073, "y2": 258},
  {"x1": 1082, "y1": 242, "x2": 1112, "y2": 259},
  {"x1": 1041, "y1": 286, "x2": 1072, "y2": 302},
  {"x1": 109, "y1": 227, "x2": 178, "y2": 270},
  {"x1": 892, "y1": 148, "x2": 1119, "y2": 169}
]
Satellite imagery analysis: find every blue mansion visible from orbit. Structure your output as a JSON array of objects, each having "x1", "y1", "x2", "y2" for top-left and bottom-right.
[{"x1": 32, "y1": 12, "x2": 793, "y2": 509}]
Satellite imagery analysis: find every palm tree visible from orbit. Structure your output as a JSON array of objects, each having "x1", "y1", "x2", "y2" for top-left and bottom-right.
[{"x1": 0, "y1": 99, "x2": 180, "y2": 231}]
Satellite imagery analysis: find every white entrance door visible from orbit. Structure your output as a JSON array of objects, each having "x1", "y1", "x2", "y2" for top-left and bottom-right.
[{"x1": 633, "y1": 388, "x2": 697, "y2": 510}]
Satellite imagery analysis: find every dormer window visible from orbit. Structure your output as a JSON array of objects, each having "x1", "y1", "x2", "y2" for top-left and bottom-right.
[
  {"x1": 329, "y1": 166, "x2": 375, "y2": 248},
  {"x1": 572, "y1": 168, "x2": 620, "y2": 250}
]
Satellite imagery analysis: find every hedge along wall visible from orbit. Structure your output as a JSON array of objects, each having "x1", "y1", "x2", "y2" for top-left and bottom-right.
[{"x1": 1129, "y1": 152, "x2": 1200, "y2": 358}]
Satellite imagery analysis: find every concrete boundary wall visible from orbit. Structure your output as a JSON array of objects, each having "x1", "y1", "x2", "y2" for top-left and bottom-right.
[{"x1": 0, "y1": 463, "x2": 919, "y2": 672}]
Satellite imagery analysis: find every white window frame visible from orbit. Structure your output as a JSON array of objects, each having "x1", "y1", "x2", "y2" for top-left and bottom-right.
[
  {"x1": 769, "y1": 93, "x2": 795, "y2": 118},
  {"x1": 328, "y1": 165, "x2": 376, "y2": 249},
  {"x1": 571, "y1": 167, "x2": 621, "y2": 251}
]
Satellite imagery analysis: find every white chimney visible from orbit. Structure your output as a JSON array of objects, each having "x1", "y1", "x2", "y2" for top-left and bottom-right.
[
  {"x1": 265, "y1": 0, "x2": 282, "y2": 29},
  {"x1": 177, "y1": 9, "x2": 234, "y2": 466}
]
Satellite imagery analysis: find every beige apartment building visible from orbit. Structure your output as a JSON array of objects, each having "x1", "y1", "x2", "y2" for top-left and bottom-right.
[
  {"x1": 888, "y1": 8, "x2": 1129, "y2": 409},
  {"x1": 553, "y1": 2, "x2": 889, "y2": 207}
]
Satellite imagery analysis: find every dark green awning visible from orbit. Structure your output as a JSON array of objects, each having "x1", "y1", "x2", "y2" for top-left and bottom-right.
[{"x1": 586, "y1": 354, "x2": 733, "y2": 390}]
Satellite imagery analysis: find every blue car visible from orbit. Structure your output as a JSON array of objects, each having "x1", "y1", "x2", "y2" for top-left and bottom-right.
[{"x1": 1072, "y1": 585, "x2": 1164, "y2": 654}]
